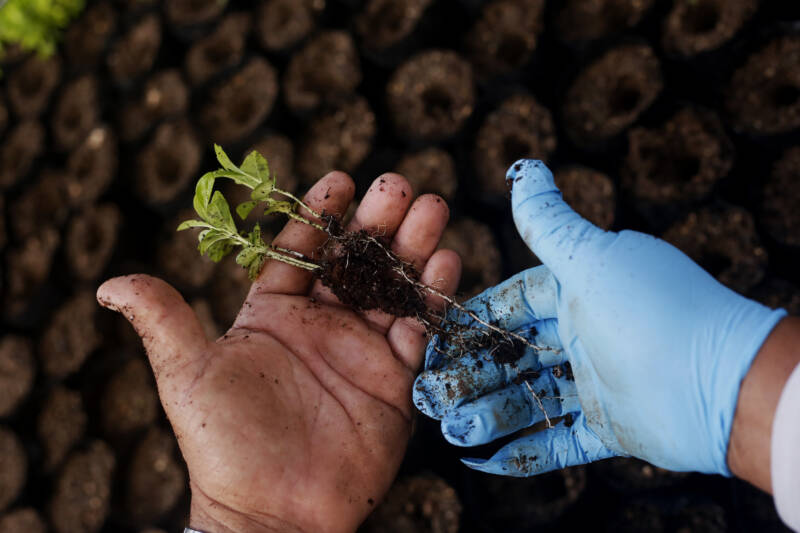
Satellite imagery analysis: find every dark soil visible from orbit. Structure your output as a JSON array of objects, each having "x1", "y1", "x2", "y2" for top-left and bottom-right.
[
  {"x1": 727, "y1": 36, "x2": 800, "y2": 136},
  {"x1": 11, "y1": 169, "x2": 72, "y2": 241},
  {"x1": 395, "y1": 148, "x2": 458, "y2": 202},
  {"x1": 0, "y1": 93, "x2": 7, "y2": 136},
  {"x1": 64, "y1": 2, "x2": 117, "y2": 68},
  {"x1": 0, "y1": 336, "x2": 35, "y2": 418},
  {"x1": 623, "y1": 107, "x2": 733, "y2": 212},
  {"x1": 438, "y1": 218, "x2": 502, "y2": 298},
  {"x1": 6, "y1": 55, "x2": 62, "y2": 118},
  {"x1": 199, "y1": 57, "x2": 278, "y2": 144},
  {"x1": 663, "y1": 0, "x2": 759, "y2": 57},
  {"x1": 283, "y1": 30, "x2": 362, "y2": 114},
  {"x1": 158, "y1": 210, "x2": 217, "y2": 289},
  {"x1": 0, "y1": 120, "x2": 45, "y2": 188},
  {"x1": 107, "y1": 14, "x2": 162, "y2": 86},
  {"x1": 52, "y1": 75, "x2": 100, "y2": 151},
  {"x1": 165, "y1": 0, "x2": 226, "y2": 27},
  {"x1": 592, "y1": 457, "x2": 688, "y2": 492},
  {"x1": 563, "y1": 44, "x2": 663, "y2": 146},
  {"x1": 135, "y1": 120, "x2": 201, "y2": 205},
  {"x1": 465, "y1": 0, "x2": 545, "y2": 78},
  {"x1": 185, "y1": 13, "x2": 250, "y2": 87},
  {"x1": 554, "y1": 166, "x2": 616, "y2": 230},
  {"x1": 257, "y1": 0, "x2": 322, "y2": 52},
  {"x1": 474, "y1": 93, "x2": 556, "y2": 197},
  {"x1": 761, "y1": 146, "x2": 800, "y2": 247},
  {"x1": 101, "y1": 357, "x2": 159, "y2": 436},
  {"x1": 126, "y1": 428, "x2": 186, "y2": 524},
  {"x1": 4, "y1": 228, "x2": 59, "y2": 318},
  {"x1": 65, "y1": 204, "x2": 121, "y2": 281},
  {"x1": 0, "y1": 427, "x2": 26, "y2": 512},
  {"x1": 297, "y1": 95, "x2": 376, "y2": 182},
  {"x1": 355, "y1": 0, "x2": 432, "y2": 53},
  {"x1": 359, "y1": 474, "x2": 462, "y2": 533},
  {"x1": 119, "y1": 70, "x2": 189, "y2": 142},
  {"x1": 0, "y1": 508, "x2": 47, "y2": 533},
  {"x1": 749, "y1": 278, "x2": 800, "y2": 316},
  {"x1": 65, "y1": 125, "x2": 118, "y2": 207},
  {"x1": 663, "y1": 204, "x2": 768, "y2": 293},
  {"x1": 39, "y1": 293, "x2": 102, "y2": 379},
  {"x1": 49, "y1": 441, "x2": 115, "y2": 533},
  {"x1": 387, "y1": 50, "x2": 475, "y2": 141},
  {"x1": 37, "y1": 386, "x2": 88, "y2": 471},
  {"x1": 555, "y1": 0, "x2": 655, "y2": 45}
]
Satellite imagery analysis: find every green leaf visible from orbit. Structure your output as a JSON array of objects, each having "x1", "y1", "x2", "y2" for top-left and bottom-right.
[
  {"x1": 193, "y1": 172, "x2": 217, "y2": 220},
  {"x1": 241, "y1": 151, "x2": 272, "y2": 186},
  {"x1": 264, "y1": 200, "x2": 295, "y2": 216},
  {"x1": 198, "y1": 229, "x2": 229, "y2": 255},
  {"x1": 251, "y1": 181, "x2": 274, "y2": 202},
  {"x1": 206, "y1": 191, "x2": 236, "y2": 233},
  {"x1": 177, "y1": 219, "x2": 212, "y2": 231},
  {"x1": 235, "y1": 246, "x2": 262, "y2": 268},
  {"x1": 214, "y1": 144, "x2": 238, "y2": 172},
  {"x1": 207, "y1": 239, "x2": 234, "y2": 262},
  {"x1": 236, "y1": 200, "x2": 258, "y2": 220}
]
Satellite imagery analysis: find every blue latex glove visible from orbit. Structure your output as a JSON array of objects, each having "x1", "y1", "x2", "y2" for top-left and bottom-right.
[{"x1": 413, "y1": 159, "x2": 786, "y2": 477}]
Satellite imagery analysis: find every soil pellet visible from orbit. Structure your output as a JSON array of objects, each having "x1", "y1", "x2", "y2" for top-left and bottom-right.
[{"x1": 37, "y1": 386, "x2": 87, "y2": 471}]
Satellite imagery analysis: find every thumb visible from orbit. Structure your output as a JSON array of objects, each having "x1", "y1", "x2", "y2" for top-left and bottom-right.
[
  {"x1": 507, "y1": 159, "x2": 610, "y2": 280},
  {"x1": 97, "y1": 274, "x2": 209, "y2": 386}
]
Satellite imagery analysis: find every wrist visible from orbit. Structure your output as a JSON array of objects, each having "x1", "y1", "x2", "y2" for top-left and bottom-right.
[
  {"x1": 728, "y1": 316, "x2": 800, "y2": 492},
  {"x1": 189, "y1": 485, "x2": 305, "y2": 533}
]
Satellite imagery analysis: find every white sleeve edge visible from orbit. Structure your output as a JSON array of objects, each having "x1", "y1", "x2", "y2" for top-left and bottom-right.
[{"x1": 771, "y1": 361, "x2": 800, "y2": 531}]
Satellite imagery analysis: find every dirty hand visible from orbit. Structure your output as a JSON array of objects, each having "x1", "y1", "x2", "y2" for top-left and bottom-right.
[
  {"x1": 97, "y1": 172, "x2": 460, "y2": 533},
  {"x1": 413, "y1": 159, "x2": 786, "y2": 477}
]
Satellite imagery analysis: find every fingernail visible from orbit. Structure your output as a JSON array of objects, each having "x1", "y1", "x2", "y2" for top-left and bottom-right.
[
  {"x1": 412, "y1": 376, "x2": 440, "y2": 418},
  {"x1": 442, "y1": 412, "x2": 485, "y2": 447}
]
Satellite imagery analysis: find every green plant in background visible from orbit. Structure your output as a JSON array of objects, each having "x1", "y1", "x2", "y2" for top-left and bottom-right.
[{"x1": 0, "y1": 0, "x2": 85, "y2": 67}]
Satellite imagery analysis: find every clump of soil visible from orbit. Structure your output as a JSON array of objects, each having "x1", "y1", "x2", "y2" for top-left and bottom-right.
[
  {"x1": 65, "y1": 204, "x2": 122, "y2": 281},
  {"x1": 474, "y1": 93, "x2": 556, "y2": 196},
  {"x1": 438, "y1": 218, "x2": 502, "y2": 298},
  {"x1": 0, "y1": 120, "x2": 45, "y2": 188},
  {"x1": 107, "y1": 14, "x2": 162, "y2": 86},
  {"x1": 760, "y1": 146, "x2": 800, "y2": 247},
  {"x1": 297, "y1": 96, "x2": 376, "y2": 182},
  {"x1": 165, "y1": 0, "x2": 226, "y2": 27},
  {"x1": 52, "y1": 75, "x2": 100, "y2": 151},
  {"x1": 395, "y1": 147, "x2": 458, "y2": 202},
  {"x1": 283, "y1": 31, "x2": 362, "y2": 114},
  {"x1": 554, "y1": 166, "x2": 616, "y2": 230},
  {"x1": 663, "y1": 204, "x2": 767, "y2": 293},
  {"x1": 6, "y1": 55, "x2": 62, "y2": 118},
  {"x1": 11, "y1": 169, "x2": 72, "y2": 241},
  {"x1": 727, "y1": 36, "x2": 800, "y2": 136},
  {"x1": 0, "y1": 427, "x2": 26, "y2": 512},
  {"x1": 158, "y1": 210, "x2": 217, "y2": 289},
  {"x1": 0, "y1": 508, "x2": 46, "y2": 533},
  {"x1": 480, "y1": 466, "x2": 587, "y2": 527},
  {"x1": 563, "y1": 44, "x2": 662, "y2": 146},
  {"x1": 592, "y1": 457, "x2": 687, "y2": 492},
  {"x1": 65, "y1": 126, "x2": 118, "y2": 207},
  {"x1": 0, "y1": 336, "x2": 35, "y2": 418},
  {"x1": 623, "y1": 108, "x2": 733, "y2": 208},
  {"x1": 37, "y1": 386, "x2": 88, "y2": 471},
  {"x1": 49, "y1": 441, "x2": 115, "y2": 533},
  {"x1": 101, "y1": 357, "x2": 159, "y2": 436},
  {"x1": 119, "y1": 69, "x2": 189, "y2": 142},
  {"x1": 355, "y1": 0, "x2": 432, "y2": 52},
  {"x1": 387, "y1": 50, "x2": 475, "y2": 141},
  {"x1": 136, "y1": 120, "x2": 201, "y2": 205},
  {"x1": 185, "y1": 13, "x2": 250, "y2": 87},
  {"x1": 200, "y1": 58, "x2": 278, "y2": 144},
  {"x1": 360, "y1": 475, "x2": 461, "y2": 533},
  {"x1": 465, "y1": 0, "x2": 545, "y2": 78},
  {"x1": 64, "y1": 2, "x2": 117, "y2": 68},
  {"x1": 39, "y1": 292, "x2": 102, "y2": 378},
  {"x1": 749, "y1": 278, "x2": 800, "y2": 316},
  {"x1": 4, "y1": 229, "x2": 59, "y2": 318},
  {"x1": 126, "y1": 428, "x2": 186, "y2": 524},
  {"x1": 211, "y1": 255, "x2": 255, "y2": 329},
  {"x1": 257, "y1": 0, "x2": 323, "y2": 52},
  {"x1": 555, "y1": 0, "x2": 654, "y2": 45},
  {"x1": 663, "y1": 0, "x2": 758, "y2": 57}
]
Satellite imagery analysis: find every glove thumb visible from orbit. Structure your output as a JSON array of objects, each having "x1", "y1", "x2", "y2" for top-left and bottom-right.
[{"x1": 508, "y1": 159, "x2": 608, "y2": 279}]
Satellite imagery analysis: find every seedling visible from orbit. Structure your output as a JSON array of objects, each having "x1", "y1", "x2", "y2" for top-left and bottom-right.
[{"x1": 180, "y1": 145, "x2": 556, "y2": 424}]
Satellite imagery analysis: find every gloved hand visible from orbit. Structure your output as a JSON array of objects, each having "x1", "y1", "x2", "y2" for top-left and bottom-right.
[{"x1": 413, "y1": 159, "x2": 786, "y2": 477}]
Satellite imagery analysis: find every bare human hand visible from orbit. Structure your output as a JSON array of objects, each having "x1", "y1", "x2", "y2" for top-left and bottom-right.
[{"x1": 97, "y1": 172, "x2": 461, "y2": 533}]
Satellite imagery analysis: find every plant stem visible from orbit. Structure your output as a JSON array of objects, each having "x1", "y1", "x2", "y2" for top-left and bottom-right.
[
  {"x1": 274, "y1": 188, "x2": 323, "y2": 220},
  {"x1": 222, "y1": 226, "x2": 320, "y2": 271},
  {"x1": 286, "y1": 211, "x2": 326, "y2": 232}
]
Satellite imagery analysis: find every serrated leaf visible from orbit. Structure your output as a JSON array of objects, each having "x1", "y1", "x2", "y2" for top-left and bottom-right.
[
  {"x1": 214, "y1": 144, "x2": 238, "y2": 172},
  {"x1": 177, "y1": 219, "x2": 212, "y2": 231},
  {"x1": 236, "y1": 200, "x2": 258, "y2": 220},
  {"x1": 241, "y1": 151, "x2": 272, "y2": 187},
  {"x1": 264, "y1": 200, "x2": 295, "y2": 216},
  {"x1": 206, "y1": 191, "x2": 237, "y2": 233}
]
